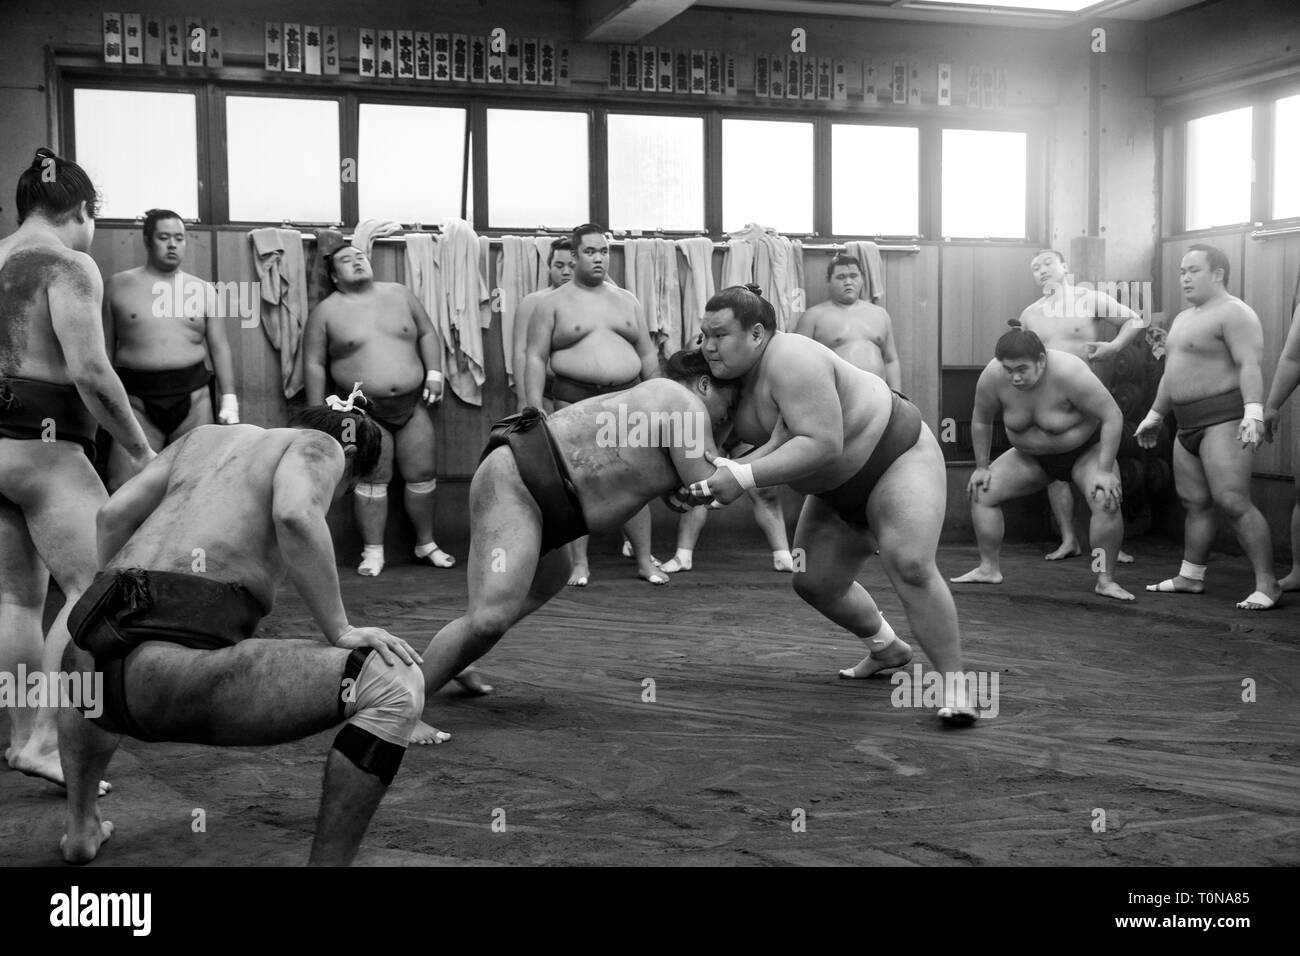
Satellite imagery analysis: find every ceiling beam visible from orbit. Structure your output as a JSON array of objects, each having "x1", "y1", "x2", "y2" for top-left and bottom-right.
[{"x1": 576, "y1": 0, "x2": 700, "y2": 43}]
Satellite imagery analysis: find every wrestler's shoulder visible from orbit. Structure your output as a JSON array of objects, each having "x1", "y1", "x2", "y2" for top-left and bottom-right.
[
  {"x1": 1216, "y1": 295, "x2": 1261, "y2": 323},
  {"x1": 7, "y1": 241, "x2": 97, "y2": 281}
]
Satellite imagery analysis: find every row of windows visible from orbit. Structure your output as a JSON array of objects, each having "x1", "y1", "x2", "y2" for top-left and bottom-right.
[
  {"x1": 72, "y1": 87, "x2": 1030, "y2": 238},
  {"x1": 1183, "y1": 93, "x2": 1300, "y2": 230}
]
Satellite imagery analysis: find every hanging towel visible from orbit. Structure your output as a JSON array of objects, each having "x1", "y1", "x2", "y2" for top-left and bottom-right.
[
  {"x1": 655, "y1": 238, "x2": 682, "y2": 355},
  {"x1": 437, "y1": 218, "x2": 488, "y2": 405},
  {"x1": 845, "y1": 240, "x2": 886, "y2": 304},
  {"x1": 676, "y1": 237, "x2": 715, "y2": 348},
  {"x1": 351, "y1": 218, "x2": 404, "y2": 259},
  {"x1": 498, "y1": 236, "x2": 536, "y2": 386},
  {"x1": 249, "y1": 227, "x2": 309, "y2": 398},
  {"x1": 532, "y1": 236, "x2": 554, "y2": 291}
]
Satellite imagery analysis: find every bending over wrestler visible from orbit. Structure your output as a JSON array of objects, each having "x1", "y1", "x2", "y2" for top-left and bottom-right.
[{"x1": 58, "y1": 403, "x2": 425, "y2": 866}]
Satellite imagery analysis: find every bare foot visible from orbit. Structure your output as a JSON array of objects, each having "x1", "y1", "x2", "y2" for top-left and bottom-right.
[
  {"x1": 1145, "y1": 574, "x2": 1204, "y2": 594},
  {"x1": 10, "y1": 747, "x2": 111, "y2": 796},
  {"x1": 409, "y1": 720, "x2": 451, "y2": 746},
  {"x1": 838, "y1": 640, "x2": 913, "y2": 679},
  {"x1": 454, "y1": 669, "x2": 493, "y2": 695},
  {"x1": 567, "y1": 564, "x2": 590, "y2": 587},
  {"x1": 660, "y1": 556, "x2": 691, "y2": 574},
  {"x1": 1095, "y1": 580, "x2": 1136, "y2": 601},
  {"x1": 1279, "y1": 570, "x2": 1300, "y2": 592},
  {"x1": 1045, "y1": 542, "x2": 1082, "y2": 561},
  {"x1": 1117, "y1": 549, "x2": 1135, "y2": 564},
  {"x1": 938, "y1": 683, "x2": 979, "y2": 728},
  {"x1": 950, "y1": 566, "x2": 1003, "y2": 584},
  {"x1": 60, "y1": 817, "x2": 114, "y2": 864},
  {"x1": 638, "y1": 561, "x2": 668, "y2": 585}
]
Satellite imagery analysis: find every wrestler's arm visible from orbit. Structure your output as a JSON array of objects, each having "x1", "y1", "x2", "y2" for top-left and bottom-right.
[
  {"x1": 1090, "y1": 292, "x2": 1146, "y2": 353},
  {"x1": 523, "y1": 298, "x2": 557, "y2": 409},
  {"x1": 49, "y1": 255, "x2": 151, "y2": 459},
  {"x1": 406, "y1": 287, "x2": 444, "y2": 402},
  {"x1": 302, "y1": 304, "x2": 329, "y2": 406},
  {"x1": 1070, "y1": 360, "x2": 1123, "y2": 472},
  {"x1": 272, "y1": 434, "x2": 420, "y2": 663},
  {"x1": 270, "y1": 434, "x2": 352, "y2": 642},
  {"x1": 203, "y1": 283, "x2": 238, "y2": 420},
  {"x1": 101, "y1": 273, "x2": 118, "y2": 364},
  {"x1": 748, "y1": 342, "x2": 844, "y2": 488},
  {"x1": 97, "y1": 443, "x2": 178, "y2": 565},
  {"x1": 629, "y1": 294, "x2": 660, "y2": 381},
  {"x1": 1264, "y1": 303, "x2": 1300, "y2": 437},
  {"x1": 971, "y1": 362, "x2": 1000, "y2": 470},
  {"x1": 511, "y1": 293, "x2": 541, "y2": 404},
  {"x1": 880, "y1": 315, "x2": 903, "y2": 391},
  {"x1": 1223, "y1": 302, "x2": 1266, "y2": 405}
]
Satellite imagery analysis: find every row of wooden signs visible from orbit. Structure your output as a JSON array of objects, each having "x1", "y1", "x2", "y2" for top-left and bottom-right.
[
  {"x1": 352, "y1": 32, "x2": 571, "y2": 84},
  {"x1": 101, "y1": 13, "x2": 223, "y2": 67}
]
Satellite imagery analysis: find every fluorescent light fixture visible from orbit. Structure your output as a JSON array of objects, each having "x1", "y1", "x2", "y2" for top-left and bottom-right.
[{"x1": 905, "y1": 0, "x2": 1101, "y2": 12}]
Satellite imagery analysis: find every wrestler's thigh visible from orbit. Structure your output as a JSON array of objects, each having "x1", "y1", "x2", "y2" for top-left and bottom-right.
[
  {"x1": 1172, "y1": 433, "x2": 1211, "y2": 504},
  {"x1": 1199, "y1": 420, "x2": 1256, "y2": 501},
  {"x1": 171, "y1": 385, "x2": 214, "y2": 439},
  {"x1": 465, "y1": 450, "x2": 542, "y2": 621},
  {"x1": 365, "y1": 427, "x2": 396, "y2": 483},
  {"x1": 792, "y1": 494, "x2": 874, "y2": 589},
  {"x1": 7, "y1": 445, "x2": 105, "y2": 591},
  {"x1": 984, "y1": 447, "x2": 1050, "y2": 505},
  {"x1": 868, "y1": 427, "x2": 946, "y2": 556},
  {"x1": 394, "y1": 404, "x2": 436, "y2": 481},
  {"x1": 1072, "y1": 444, "x2": 1119, "y2": 505},
  {"x1": 0, "y1": 496, "x2": 48, "y2": 607},
  {"x1": 124, "y1": 639, "x2": 354, "y2": 746}
]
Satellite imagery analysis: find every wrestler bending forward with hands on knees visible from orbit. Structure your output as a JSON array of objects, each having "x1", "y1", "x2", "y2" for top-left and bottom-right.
[
  {"x1": 58, "y1": 399, "x2": 426, "y2": 866},
  {"x1": 410, "y1": 351, "x2": 736, "y2": 743},
  {"x1": 681, "y1": 285, "x2": 978, "y2": 726}
]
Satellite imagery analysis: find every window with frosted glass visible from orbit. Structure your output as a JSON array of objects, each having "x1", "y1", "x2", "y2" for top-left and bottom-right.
[
  {"x1": 1185, "y1": 107, "x2": 1252, "y2": 230},
  {"x1": 359, "y1": 104, "x2": 467, "y2": 222},
  {"x1": 607, "y1": 114, "x2": 704, "y2": 231},
  {"x1": 227, "y1": 96, "x2": 340, "y2": 222},
  {"x1": 832, "y1": 124, "x2": 919, "y2": 236},
  {"x1": 941, "y1": 129, "x2": 1027, "y2": 239},
  {"x1": 73, "y1": 89, "x2": 199, "y2": 219},
  {"x1": 722, "y1": 119, "x2": 814, "y2": 234},
  {"x1": 1273, "y1": 95, "x2": 1300, "y2": 220},
  {"x1": 487, "y1": 109, "x2": 588, "y2": 228}
]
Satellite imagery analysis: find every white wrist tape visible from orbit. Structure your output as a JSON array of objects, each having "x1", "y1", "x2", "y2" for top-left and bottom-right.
[
  {"x1": 425, "y1": 370, "x2": 444, "y2": 384},
  {"x1": 1139, "y1": 409, "x2": 1163, "y2": 429},
  {"x1": 713, "y1": 457, "x2": 756, "y2": 491},
  {"x1": 1244, "y1": 402, "x2": 1264, "y2": 422}
]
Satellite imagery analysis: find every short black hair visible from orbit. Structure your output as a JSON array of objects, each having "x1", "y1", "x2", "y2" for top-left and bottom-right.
[
  {"x1": 15, "y1": 148, "x2": 99, "y2": 225},
  {"x1": 143, "y1": 208, "x2": 184, "y2": 243},
  {"x1": 287, "y1": 405, "x2": 383, "y2": 477},
  {"x1": 570, "y1": 223, "x2": 607, "y2": 248},
  {"x1": 660, "y1": 349, "x2": 736, "y2": 392},
  {"x1": 826, "y1": 254, "x2": 864, "y2": 281},
  {"x1": 994, "y1": 328, "x2": 1047, "y2": 363},
  {"x1": 705, "y1": 284, "x2": 776, "y2": 333},
  {"x1": 547, "y1": 237, "x2": 574, "y2": 266},
  {"x1": 1186, "y1": 243, "x2": 1230, "y2": 288}
]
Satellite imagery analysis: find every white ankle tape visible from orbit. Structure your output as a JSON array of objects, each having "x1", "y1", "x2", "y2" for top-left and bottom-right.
[
  {"x1": 1180, "y1": 560, "x2": 1207, "y2": 582},
  {"x1": 407, "y1": 478, "x2": 437, "y2": 494},
  {"x1": 355, "y1": 482, "x2": 388, "y2": 499},
  {"x1": 867, "y1": 616, "x2": 897, "y2": 651}
]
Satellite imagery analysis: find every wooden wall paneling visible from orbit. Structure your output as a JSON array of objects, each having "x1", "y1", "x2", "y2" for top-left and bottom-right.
[
  {"x1": 214, "y1": 228, "x2": 288, "y2": 429},
  {"x1": 1244, "y1": 233, "x2": 1300, "y2": 475},
  {"x1": 884, "y1": 246, "x2": 940, "y2": 427}
]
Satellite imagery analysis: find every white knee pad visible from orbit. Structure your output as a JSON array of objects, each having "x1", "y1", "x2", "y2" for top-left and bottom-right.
[
  {"x1": 354, "y1": 482, "x2": 388, "y2": 500},
  {"x1": 344, "y1": 650, "x2": 425, "y2": 747},
  {"x1": 406, "y1": 477, "x2": 437, "y2": 494}
]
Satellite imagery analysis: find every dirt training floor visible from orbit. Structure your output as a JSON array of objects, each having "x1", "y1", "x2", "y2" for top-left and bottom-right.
[{"x1": 2, "y1": 539, "x2": 1296, "y2": 867}]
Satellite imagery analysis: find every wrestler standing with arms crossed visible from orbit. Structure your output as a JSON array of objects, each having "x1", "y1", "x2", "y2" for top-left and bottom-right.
[
  {"x1": 1136, "y1": 244, "x2": 1280, "y2": 610},
  {"x1": 686, "y1": 286, "x2": 976, "y2": 724},
  {"x1": 0, "y1": 149, "x2": 154, "y2": 789},
  {"x1": 523, "y1": 224, "x2": 663, "y2": 586},
  {"x1": 104, "y1": 209, "x2": 239, "y2": 491}
]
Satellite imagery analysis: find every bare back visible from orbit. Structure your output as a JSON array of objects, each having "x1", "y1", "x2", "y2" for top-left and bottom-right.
[
  {"x1": 0, "y1": 232, "x2": 92, "y2": 384},
  {"x1": 109, "y1": 425, "x2": 301, "y2": 610}
]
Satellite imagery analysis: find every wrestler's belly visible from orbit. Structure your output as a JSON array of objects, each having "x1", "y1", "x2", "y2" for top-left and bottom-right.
[
  {"x1": 549, "y1": 331, "x2": 642, "y2": 385},
  {"x1": 1006, "y1": 420, "x2": 1096, "y2": 456},
  {"x1": 831, "y1": 340, "x2": 886, "y2": 378},
  {"x1": 1163, "y1": 353, "x2": 1241, "y2": 405},
  {"x1": 330, "y1": 346, "x2": 425, "y2": 397},
  {"x1": 115, "y1": 339, "x2": 209, "y2": 373}
]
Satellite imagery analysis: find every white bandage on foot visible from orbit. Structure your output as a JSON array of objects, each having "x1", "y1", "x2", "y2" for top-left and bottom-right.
[
  {"x1": 355, "y1": 482, "x2": 388, "y2": 500},
  {"x1": 406, "y1": 478, "x2": 437, "y2": 494},
  {"x1": 772, "y1": 549, "x2": 793, "y2": 572},
  {"x1": 358, "y1": 546, "x2": 385, "y2": 577},
  {"x1": 1179, "y1": 560, "x2": 1207, "y2": 582},
  {"x1": 867, "y1": 616, "x2": 899, "y2": 652}
]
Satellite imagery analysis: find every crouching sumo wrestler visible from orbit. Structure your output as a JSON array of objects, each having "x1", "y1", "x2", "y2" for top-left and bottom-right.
[{"x1": 57, "y1": 400, "x2": 425, "y2": 866}]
